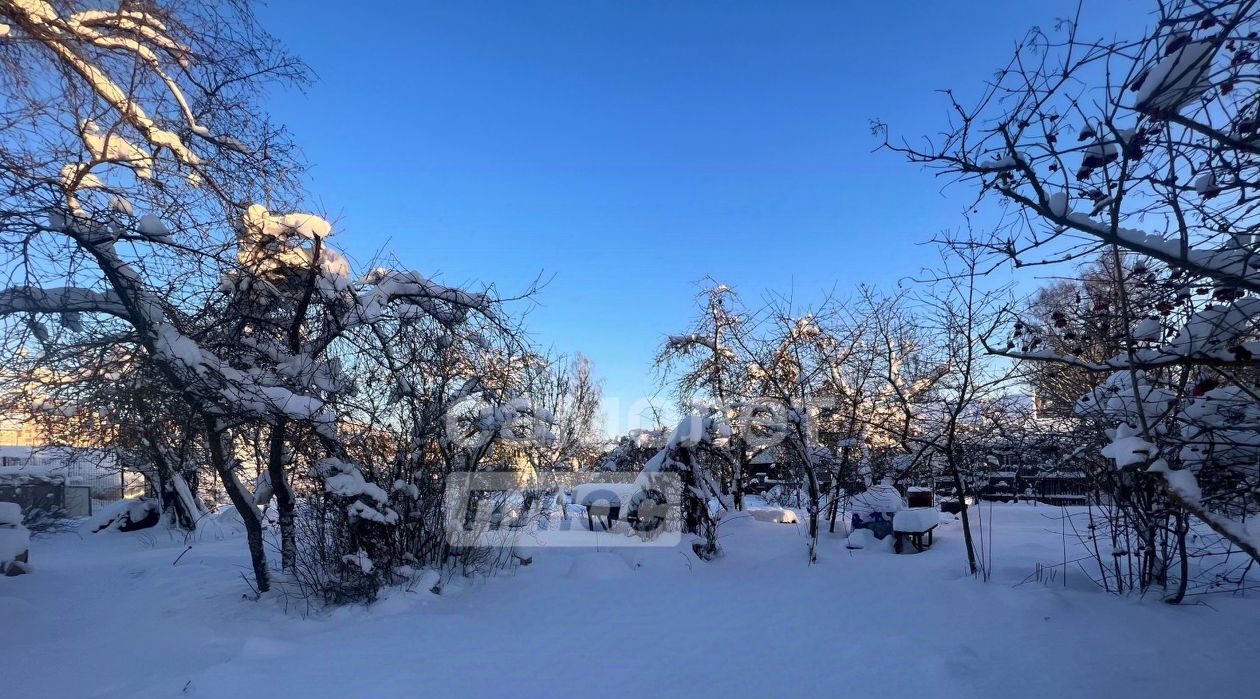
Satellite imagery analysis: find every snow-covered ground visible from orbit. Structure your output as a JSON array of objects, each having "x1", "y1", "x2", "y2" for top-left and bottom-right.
[{"x1": 2, "y1": 504, "x2": 1257, "y2": 698}]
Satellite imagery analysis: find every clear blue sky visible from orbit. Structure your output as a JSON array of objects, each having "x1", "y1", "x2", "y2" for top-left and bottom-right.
[{"x1": 255, "y1": 0, "x2": 1141, "y2": 434}]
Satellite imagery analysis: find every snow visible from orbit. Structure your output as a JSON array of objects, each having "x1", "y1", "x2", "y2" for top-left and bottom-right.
[
  {"x1": 571, "y1": 483, "x2": 641, "y2": 508},
  {"x1": 850, "y1": 481, "x2": 906, "y2": 516},
  {"x1": 565, "y1": 551, "x2": 631, "y2": 580},
  {"x1": 320, "y1": 458, "x2": 389, "y2": 505},
  {"x1": 1060, "y1": 209, "x2": 1260, "y2": 291},
  {"x1": 978, "y1": 151, "x2": 1028, "y2": 171},
  {"x1": 0, "y1": 505, "x2": 1257, "y2": 697},
  {"x1": 153, "y1": 322, "x2": 205, "y2": 371},
  {"x1": 1047, "y1": 191, "x2": 1070, "y2": 217},
  {"x1": 1147, "y1": 459, "x2": 1202, "y2": 501},
  {"x1": 137, "y1": 213, "x2": 169, "y2": 239},
  {"x1": 1134, "y1": 316, "x2": 1162, "y2": 341},
  {"x1": 87, "y1": 498, "x2": 159, "y2": 533},
  {"x1": 1100, "y1": 424, "x2": 1156, "y2": 467},
  {"x1": 666, "y1": 412, "x2": 710, "y2": 447},
  {"x1": 845, "y1": 527, "x2": 888, "y2": 551},
  {"x1": 1076, "y1": 371, "x2": 1177, "y2": 425},
  {"x1": 892, "y1": 507, "x2": 938, "y2": 533},
  {"x1": 749, "y1": 446, "x2": 778, "y2": 465},
  {"x1": 59, "y1": 163, "x2": 103, "y2": 190},
  {"x1": 352, "y1": 270, "x2": 493, "y2": 327},
  {"x1": 80, "y1": 119, "x2": 154, "y2": 179},
  {"x1": 241, "y1": 204, "x2": 332, "y2": 240},
  {"x1": 0, "y1": 524, "x2": 28, "y2": 566},
  {"x1": 666, "y1": 332, "x2": 718, "y2": 351},
  {"x1": 748, "y1": 507, "x2": 799, "y2": 524},
  {"x1": 1148, "y1": 458, "x2": 1260, "y2": 553},
  {"x1": 1167, "y1": 298, "x2": 1260, "y2": 356},
  {"x1": 341, "y1": 549, "x2": 374, "y2": 574},
  {"x1": 1194, "y1": 171, "x2": 1218, "y2": 195},
  {"x1": 1133, "y1": 40, "x2": 1215, "y2": 114},
  {"x1": 0, "y1": 501, "x2": 27, "y2": 566},
  {"x1": 107, "y1": 195, "x2": 133, "y2": 215}
]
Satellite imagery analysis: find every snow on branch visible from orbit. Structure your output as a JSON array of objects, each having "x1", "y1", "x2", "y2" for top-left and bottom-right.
[
  {"x1": 0, "y1": 285, "x2": 127, "y2": 317},
  {"x1": 1149, "y1": 458, "x2": 1260, "y2": 560},
  {"x1": 351, "y1": 270, "x2": 493, "y2": 327},
  {"x1": 3, "y1": 0, "x2": 203, "y2": 167},
  {"x1": 666, "y1": 332, "x2": 718, "y2": 352}
]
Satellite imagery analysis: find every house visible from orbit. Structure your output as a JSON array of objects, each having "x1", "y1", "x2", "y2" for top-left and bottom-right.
[
  {"x1": 931, "y1": 453, "x2": 1095, "y2": 507},
  {"x1": 743, "y1": 444, "x2": 837, "y2": 496},
  {"x1": 744, "y1": 446, "x2": 783, "y2": 493}
]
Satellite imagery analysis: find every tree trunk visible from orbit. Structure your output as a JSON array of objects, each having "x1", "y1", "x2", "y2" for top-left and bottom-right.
[
  {"x1": 828, "y1": 444, "x2": 852, "y2": 534},
  {"x1": 267, "y1": 420, "x2": 297, "y2": 572},
  {"x1": 158, "y1": 470, "x2": 201, "y2": 531},
  {"x1": 804, "y1": 464, "x2": 821, "y2": 564},
  {"x1": 1167, "y1": 511, "x2": 1190, "y2": 604},
  {"x1": 136, "y1": 409, "x2": 202, "y2": 531},
  {"x1": 948, "y1": 452, "x2": 980, "y2": 576},
  {"x1": 204, "y1": 417, "x2": 269, "y2": 593},
  {"x1": 675, "y1": 446, "x2": 719, "y2": 559}
]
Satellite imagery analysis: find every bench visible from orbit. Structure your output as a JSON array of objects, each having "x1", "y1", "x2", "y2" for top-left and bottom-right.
[
  {"x1": 572, "y1": 485, "x2": 671, "y2": 533},
  {"x1": 892, "y1": 508, "x2": 938, "y2": 554}
]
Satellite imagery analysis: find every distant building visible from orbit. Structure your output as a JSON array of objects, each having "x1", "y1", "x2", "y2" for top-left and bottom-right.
[
  {"x1": 0, "y1": 446, "x2": 143, "y2": 517},
  {"x1": 931, "y1": 448, "x2": 1097, "y2": 507},
  {"x1": 0, "y1": 413, "x2": 38, "y2": 448},
  {"x1": 1, "y1": 385, "x2": 145, "y2": 516}
]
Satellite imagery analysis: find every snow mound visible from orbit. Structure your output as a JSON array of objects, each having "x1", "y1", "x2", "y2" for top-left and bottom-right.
[
  {"x1": 0, "y1": 502, "x2": 21, "y2": 526},
  {"x1": 87, "y1": 499, "x2": 160, "y2": 533},
  {"x1": 566, "y1": 552, "x2": 631, "y2": 581},
  {"x1": 749, "y1": 507, "x2": 798, "y2": 524},
  {"x1": 0, "y1": 525, "x2": 29, "y2": 566},
  {"x1": 846, "y1": 528, "x2": 878, "y2": 550}
]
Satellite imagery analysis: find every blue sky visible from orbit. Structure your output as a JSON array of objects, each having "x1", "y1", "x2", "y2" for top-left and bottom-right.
[{"x1": 255, "y1": 0, "x2": 1141, "y2": 433}]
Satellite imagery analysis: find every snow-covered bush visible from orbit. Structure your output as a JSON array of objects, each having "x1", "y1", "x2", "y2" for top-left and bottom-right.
[
  {"x1": 88, "y1": 499, "x2": 161, "y2": 533},
  {"x1": 0, "y1": 2, "x2": 545, "y2": 600}
]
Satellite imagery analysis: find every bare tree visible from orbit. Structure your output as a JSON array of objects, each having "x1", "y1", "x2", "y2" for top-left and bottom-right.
[{"x1": 882, "y1": 0, "x2": 1260, "y2": 570}]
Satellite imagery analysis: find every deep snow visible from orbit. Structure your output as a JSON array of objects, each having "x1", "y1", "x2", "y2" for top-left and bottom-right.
[{"x1": 1, "y1": 504, "x2": 1257, "y2": 698}]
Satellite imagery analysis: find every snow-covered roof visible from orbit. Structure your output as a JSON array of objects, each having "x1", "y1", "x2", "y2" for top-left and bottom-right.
[{"x1": 749, "y1": 448, "x2": 778, "y2": 465}]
